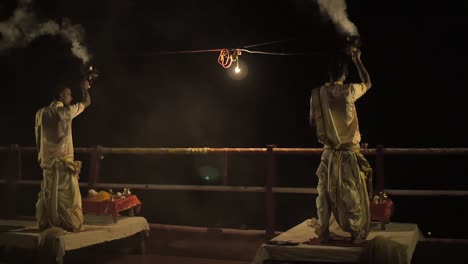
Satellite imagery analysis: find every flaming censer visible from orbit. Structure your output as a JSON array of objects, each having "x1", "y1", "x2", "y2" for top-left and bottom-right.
[{"x1": 81, "y1": 63, "x2": 99, "y2": 86}]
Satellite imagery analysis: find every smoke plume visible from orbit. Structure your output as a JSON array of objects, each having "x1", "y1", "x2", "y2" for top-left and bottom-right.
[
  {"x1": 316, "y1": 0, "x2": 359, "y2": 36},
  {"x1": 0, "y1": 0, "x2": 92, "y2": 64}
]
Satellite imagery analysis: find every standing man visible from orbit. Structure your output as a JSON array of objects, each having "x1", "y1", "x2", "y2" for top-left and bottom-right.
[
  {"x1": 35, "y1": 79, "x2": 91, "y2": 232},
  {"x1": 310, "y1": 48, "x2": 373, "y2": 244}
]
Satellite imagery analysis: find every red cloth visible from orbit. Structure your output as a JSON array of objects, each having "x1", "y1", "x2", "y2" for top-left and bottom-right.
[
  {"x1": 82, "y1": 195, "x2": 142, "y2": 223},
  {"x1": 370, "y1": 199, "x2": 394, "y2": 223}
]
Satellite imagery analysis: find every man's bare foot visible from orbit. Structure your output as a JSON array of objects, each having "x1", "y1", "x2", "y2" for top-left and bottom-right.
[
  {"x1": 350, "y1": 235, "x2": 366, "y2": 245},
  {"x1": 319, "y1": 232, "x2": 331, "y2": 244}
]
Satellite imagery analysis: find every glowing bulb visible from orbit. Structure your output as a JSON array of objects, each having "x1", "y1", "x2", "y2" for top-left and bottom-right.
[{"x1": 235, "y1": 66, "x2": 241, "y2": 73}]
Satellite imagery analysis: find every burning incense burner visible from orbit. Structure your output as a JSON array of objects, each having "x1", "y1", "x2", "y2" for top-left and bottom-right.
[
  {"x1": 87, "y1": 65, "x2": 99, "y2": 85},
  {"x1": 81, "y1": 64, "x2": 100, "y2": 87},
  {"x1": 345, "y1": 35, "x2": 361, "y2": 48},
  {"x1": 344, "y1": 35, "x2": 361, "y2": 54}
]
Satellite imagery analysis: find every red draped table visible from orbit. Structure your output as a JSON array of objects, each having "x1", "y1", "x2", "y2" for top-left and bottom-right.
[
  {"x1": 370, "y1": 199, "x2": 394, "y2": 230},
  {"x1": 82, "y1": 195, "x2": 142, "y2": 223}
]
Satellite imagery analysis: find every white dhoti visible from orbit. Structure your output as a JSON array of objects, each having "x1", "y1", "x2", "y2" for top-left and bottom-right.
[
  {"x1": 36, "y1": 159, "x2": 83, "y2": 232},
  {"x1": 315, "y1": 145, "x2": 371, "y2": 239}
]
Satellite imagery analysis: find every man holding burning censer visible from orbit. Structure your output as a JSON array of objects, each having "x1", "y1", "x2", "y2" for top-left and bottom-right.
[
  {"x1": 309, "y1": 46, "x2": 373, "y2": 244},
  {"x1": 35, "y1": 73, "x2": 92, "y2": 232}
]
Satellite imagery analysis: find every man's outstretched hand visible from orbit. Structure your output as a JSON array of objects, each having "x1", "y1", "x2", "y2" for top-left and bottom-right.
[
  {"x1": 347, "y1": 47, "x2": 362, "y2": 62},
  {"x1": 82, "y1": 79, "x2": 91, "y2": 90}
]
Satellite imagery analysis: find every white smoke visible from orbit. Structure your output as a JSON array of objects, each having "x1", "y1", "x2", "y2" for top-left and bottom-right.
[
  {"x1": 0, "y1": 0, "x2": 92, "y2": 64},
  {"x1": 316, "y1": 0, "x2": 359, "y2": 36}
]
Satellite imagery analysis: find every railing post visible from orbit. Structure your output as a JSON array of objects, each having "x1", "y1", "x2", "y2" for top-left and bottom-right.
[
  {"x1": 222, "y1": 152, "x2": 229, "y2": 186},
  {"x1": 376, "y1": 144, "x2": 385, "y2": 193},
  {"x1": 6, "y1": 144, "x2": 22, "y2": 218},
  {"x1": 265, "y1": 144, "x2": 277, "y2": 239},
  {"x1": 88, "y1": 145, "x2": 102, "y2": 190}
]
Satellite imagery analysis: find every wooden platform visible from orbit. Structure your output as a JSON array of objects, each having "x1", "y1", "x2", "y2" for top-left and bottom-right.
[
  {"x1": 252, "y1": 219, "x2": 422, "y2": 264},
  {"x1": 105, "y1": 255, "x2": 249, "y2": 264},
  {"x1": 0, "y1": 216, "x2": 149, "y2": 263}
]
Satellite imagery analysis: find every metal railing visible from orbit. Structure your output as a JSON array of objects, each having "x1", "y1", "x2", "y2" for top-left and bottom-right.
[{"x1": 2, "y1": 144, "x2": 468, "y2": 238}]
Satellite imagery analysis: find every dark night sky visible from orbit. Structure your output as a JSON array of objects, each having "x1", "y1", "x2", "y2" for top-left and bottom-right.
[
  {"x1": 1, "y1": 0, "x2": 468, "y2": 236},
  {"x1": 1, "y1": 0, "x2": 468, "y2": 148}
]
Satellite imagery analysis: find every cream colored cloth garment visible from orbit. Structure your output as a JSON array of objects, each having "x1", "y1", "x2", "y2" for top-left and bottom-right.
[
  {"x1": 315, "y1": 147, "x2": 371, "y2": 239},
  {"x1": 35, "y1": 100, "x2": 85, "y2": 167},
  {"x1": 310, "y1": 82, "x2": 369, "y2": 147},
  {"x1": 310, "y1": 82, "x2": 371, "y2": 239},
  {"x1": 35, "y1": 100, "x2": 85, "y2": 232},
  {"x1": 36, "y1": 159, "x2": 83, "y2": 232}
]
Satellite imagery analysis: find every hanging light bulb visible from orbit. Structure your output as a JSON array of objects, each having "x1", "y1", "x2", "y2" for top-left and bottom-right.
[
  {"x1": 235, "y1": 58, "x2": 241, "y2": 74},
  {"x1": 227, "y1": 50, "x2": 247, "y2": 80}
]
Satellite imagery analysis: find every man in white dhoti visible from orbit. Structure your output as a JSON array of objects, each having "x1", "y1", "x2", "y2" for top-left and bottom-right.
[
  {"x1": 35, "y1": 80, "x2": 91, "y2": 232},
  {"x1": 310, "y1": 48, "x2": 372, "y2": 244}
]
